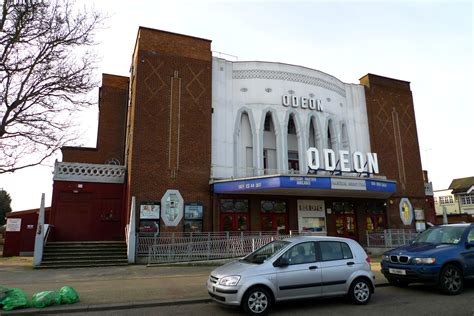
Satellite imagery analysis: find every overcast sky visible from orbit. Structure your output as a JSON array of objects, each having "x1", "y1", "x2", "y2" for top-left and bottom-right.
[{"x1": 1, "y1": 0, "x2": 473, "y2": 211}]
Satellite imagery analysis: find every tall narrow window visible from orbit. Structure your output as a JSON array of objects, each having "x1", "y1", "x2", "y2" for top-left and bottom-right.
[
  {"x1": 341, "y1": 124, "x2": 349, "y2": 151},
  {"x1": 287, "y1": 114, "x2": 299, "y2": 174},
  {"x1": 238, "y1": 112, "x2": 253, "y2": 177},
  {"x1": 264, "y1": 113, "x2": 272, "y2": 131},
  {"x1": 263, "y1": 112, "x2": 277, "y2": 175},
  {"x1": 327, "y1": 125, "x2": 332, "y2": 150},
  {"x1": 288, "y1": 116, "x2": 296, "y2": 134}
]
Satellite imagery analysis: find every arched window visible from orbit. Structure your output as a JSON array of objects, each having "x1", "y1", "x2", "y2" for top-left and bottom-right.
[
  {"x1": 238, "y1": 112, "x2": 253, "y2": 177},
  {"x1": 341, "y1": 123, "x2": 350, "y2": 151},
  {"x1": 327, "y1": 119, "x2": 337, "y2": 168},
  {"x1": 308, "y1": 116, "x2": 322, "y2": 149},
  {"x1": 262, "y1": 112, "x2": 277, "y2": 175},
  {"x1": 287, "y1": 114, "x2": 299, "y2": 173}
]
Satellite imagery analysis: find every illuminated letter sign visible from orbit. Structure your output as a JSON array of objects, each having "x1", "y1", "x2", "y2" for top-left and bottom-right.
[
  {"x1": 306, "y1": 147, "x2": 379, "y2": 174},
  {"x1": 282, "y1": 95, "x2": 323, "y2": 112}
]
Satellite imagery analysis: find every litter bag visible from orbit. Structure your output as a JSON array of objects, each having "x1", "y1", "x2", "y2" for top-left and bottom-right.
[
  {"x1": 31, "y1": 290, "x2": 61, "y2": 308},
  {"x1": 0, "y1": 286, "x2": 10, "y2": 301},
  {"x1": 59, "y1": 286, "x2": 79, "y2": 304},
  {"x1": 0, "y1": 287, "x2": 30, "y2": 311}
]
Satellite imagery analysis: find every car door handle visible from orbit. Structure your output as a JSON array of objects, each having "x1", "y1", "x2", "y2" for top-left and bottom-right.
[
  {"x1": 309, "y1": 266, "x2": 318, "y2": 270},
  {"x1": 347, "y1": 261, "x2": 355, "y2": 266}
]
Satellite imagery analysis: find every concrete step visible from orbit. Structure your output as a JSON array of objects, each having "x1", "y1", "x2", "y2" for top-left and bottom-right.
[
  {"x1": 43, "y1": 251, "x2": 127, "y2": 256},
  {"x1": 40, "y1": 241, "x2": 128, "y2": 268},
  {"x1": 41, "y1": 257, "x2": 128, "y2": 263},
  {"x1": 40, "y1": 258, "x2": 128, "y2": 266},
  {"x1": 42, "y1": 255, "x2": 127, "y2": 261},
  {"x1": 45, "y1": 243, "x2": 126, "y2": 249},
  {"x1": 37, "y1": 262, "x2": 129, "y2": 269},
  {"x1": 44, "y1": 247, "x2": 126, "y2": 253}
]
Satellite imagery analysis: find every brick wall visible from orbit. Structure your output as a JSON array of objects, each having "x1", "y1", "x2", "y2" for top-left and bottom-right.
[
  {"x1": 360, "y1": 74, "x2": 431, "y2": 228},
  {"x1": 62, "y1": 74, "x2": 129, "y2": 165},
  {"x1": 127, "y1": 28, "x2": 212, "y2": 232}
]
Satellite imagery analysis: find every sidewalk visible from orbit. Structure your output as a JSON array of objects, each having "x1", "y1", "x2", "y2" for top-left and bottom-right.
[{"x1": 0, "y1": 258, "x2": 387, "y2": 315}]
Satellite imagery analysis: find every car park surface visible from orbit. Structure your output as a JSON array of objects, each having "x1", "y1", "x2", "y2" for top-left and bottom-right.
[{"x1": 207, "y1": 236, "x2": 375, "y2": 315}]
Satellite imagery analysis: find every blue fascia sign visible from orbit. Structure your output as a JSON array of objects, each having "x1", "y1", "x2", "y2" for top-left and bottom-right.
[{"x1": 213, "y1": 176, "x2": 396, "y2": 194}]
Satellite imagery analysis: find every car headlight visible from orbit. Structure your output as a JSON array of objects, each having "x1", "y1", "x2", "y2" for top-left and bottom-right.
[
  {"x1": 413, "y1": 257, "x2": 436, "y2": 264},
  {"x1": 382, "y1": 255, "x2": 390, "y2": 261},
  {"x1": 219, "y1": 275, "x2": 241, "y2": 286}
]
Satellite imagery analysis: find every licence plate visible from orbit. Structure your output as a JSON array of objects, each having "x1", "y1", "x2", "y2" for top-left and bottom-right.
[
  {"x1": 207, "y1": 282, "x2": 213, "y2": 292},
  {"x1": 389, "y1": 268, "x2": 406, "y2": 275}
]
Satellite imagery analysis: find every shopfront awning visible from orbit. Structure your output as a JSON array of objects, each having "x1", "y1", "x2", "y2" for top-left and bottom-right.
[{"x1": 211, "y1": 175, "x2": 396, "y2": 199}]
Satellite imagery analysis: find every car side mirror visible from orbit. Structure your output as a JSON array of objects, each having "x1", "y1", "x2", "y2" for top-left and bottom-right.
[{"x1": 274, "y1": 257, "x2": 289, "y2": 268}]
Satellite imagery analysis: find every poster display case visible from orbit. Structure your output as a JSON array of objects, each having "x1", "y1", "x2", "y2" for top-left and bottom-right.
[
  {"x1": 297, "y1": 200, "x2": 326, "y2": 233},
  {"x1": 184, "y1": 203, "x2": 203, "y2": 232},
  {"x1": 139, "y1": 202, "x2": 160, "y2": 235}
]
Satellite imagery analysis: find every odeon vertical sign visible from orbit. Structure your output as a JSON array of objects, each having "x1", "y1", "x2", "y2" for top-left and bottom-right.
[{"x1": 306, "y1": 147, "x2": 379, "y2": 174}]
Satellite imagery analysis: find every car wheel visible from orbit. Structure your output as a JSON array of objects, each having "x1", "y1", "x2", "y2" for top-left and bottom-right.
[
  {"x1": 349, "y1": 278, "x2": 371, "y2": 305},
  {"x1": 439, "y1": 265, "x2": 463, "y2": 295},
  {"x1": 242, "y1": 286, "x2": 272, "y2": 316}
]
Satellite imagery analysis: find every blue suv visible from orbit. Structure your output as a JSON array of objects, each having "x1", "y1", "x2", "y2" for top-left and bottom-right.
[{"x1": 381, "y1": 223, "x2": 474, "y2": 295}]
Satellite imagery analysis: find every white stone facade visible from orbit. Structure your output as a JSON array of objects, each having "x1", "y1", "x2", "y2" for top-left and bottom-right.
[{"x1": 211, "y1": 58, "x2": 372, "y2": 179}]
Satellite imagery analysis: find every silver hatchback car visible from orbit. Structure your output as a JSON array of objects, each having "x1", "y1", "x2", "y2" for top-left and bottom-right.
[{"x1": 207, "y1": 236, "x2": 375, "y2": 315}]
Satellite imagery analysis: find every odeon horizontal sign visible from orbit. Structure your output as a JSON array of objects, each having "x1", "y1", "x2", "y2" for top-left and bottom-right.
[
  {"x1": 213, "y1": 176, "x2": 396, "y2": 193},
  {"x1": 282, "y1": 95, "x2": 323, "y2": 112},
  {"x1": 306, "y1": 147, "x2": 379, "y2": 174}
]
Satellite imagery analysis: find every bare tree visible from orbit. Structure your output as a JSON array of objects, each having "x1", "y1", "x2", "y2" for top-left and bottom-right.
[{"x1": 0, "y1": 0, "x2": 103, "y2": 173}]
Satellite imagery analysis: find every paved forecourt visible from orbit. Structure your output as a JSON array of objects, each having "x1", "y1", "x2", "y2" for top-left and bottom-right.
[{"x1": 0, "y1": 257, "x2": 386, "y2": 315}]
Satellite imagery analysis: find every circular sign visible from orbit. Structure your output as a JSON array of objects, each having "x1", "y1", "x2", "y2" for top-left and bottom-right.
[{"x1": 399, "y1": 198, "x2": 413, "y2": 226}]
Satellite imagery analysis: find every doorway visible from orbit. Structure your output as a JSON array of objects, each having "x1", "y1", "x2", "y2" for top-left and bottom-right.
[{"x1": 334, "y1": 214, "x2": 357, "y2": 240}]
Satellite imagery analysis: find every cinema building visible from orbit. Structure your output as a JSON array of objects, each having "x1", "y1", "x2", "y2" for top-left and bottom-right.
[{"x1": 5, "y1": 27, "x2": 435, "y2": 260}]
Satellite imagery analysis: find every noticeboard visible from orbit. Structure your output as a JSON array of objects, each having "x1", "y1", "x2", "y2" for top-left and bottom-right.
[{"x1": 6, "y1": 218, "x2": 21, "y2": 232}]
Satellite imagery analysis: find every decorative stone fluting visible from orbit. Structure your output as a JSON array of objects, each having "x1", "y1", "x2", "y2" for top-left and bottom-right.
[{"x1": 232, "y1": 69, "x2": 346, "y2": 97}]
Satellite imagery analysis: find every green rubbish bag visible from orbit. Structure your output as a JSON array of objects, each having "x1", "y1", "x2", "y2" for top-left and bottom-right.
[
  {"x1": 59, "y1": 286, "x2": 79, "y2": 304},
  {"x1": 31, "y1": 290, "x2": 61, "y2": 308},
  {"x1": 0, "y1": 286, "x2": 10, "y2": 301},
  {"x1": 0, "y1": 287, "x2": 30, "y2": 311}
]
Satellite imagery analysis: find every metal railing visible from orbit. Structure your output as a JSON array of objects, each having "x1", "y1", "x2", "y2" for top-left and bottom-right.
[
  {"x1": 366, "y1": 229, "x2": 418, "y2": 248},
  {"x1": 43, "y1": 224, "x2": 53, "y2": 246},
  {"x1": 140, "y1": 231, "x2": 327, "y2": 264}
]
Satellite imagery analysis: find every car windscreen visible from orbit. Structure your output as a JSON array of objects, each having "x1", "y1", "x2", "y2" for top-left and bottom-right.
[
  {"x1": 241, "y1": 240, "x2": 291, "y2": 264},
  {"x1": 413, "y1": 226, "x2": 467, "y2": 245}
]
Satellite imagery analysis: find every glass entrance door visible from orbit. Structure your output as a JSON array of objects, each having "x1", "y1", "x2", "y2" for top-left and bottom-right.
[
  {"x1": 334, "y1": 214, "x2": 357, "y2": 240},
  {"x1": 261, "y1": 214, "x2": 288, "y2": 234},
  {"x1": 260, "y1": 200, "x2": 288, "y2": 234},
  {"x1": 221, "y1": 213, "x2": 249, "y2": 231},
  {"x1": 219, "y1": 199, "x2": 250, "y2": 232}
]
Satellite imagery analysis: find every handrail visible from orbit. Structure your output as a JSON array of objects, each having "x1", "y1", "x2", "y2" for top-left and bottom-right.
[{"x1": 43, "y1": 224, "x2": 54, "y2": 246}]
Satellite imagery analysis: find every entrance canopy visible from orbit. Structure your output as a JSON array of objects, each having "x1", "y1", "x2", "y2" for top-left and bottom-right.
[{"x1": 211, "y1": 175, "x2": 396, "y2": 199}]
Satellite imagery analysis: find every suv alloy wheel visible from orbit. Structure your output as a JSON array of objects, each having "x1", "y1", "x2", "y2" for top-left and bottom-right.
[{"x1": 439, "y1": 265, "x2": 463, "y2": 295}]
